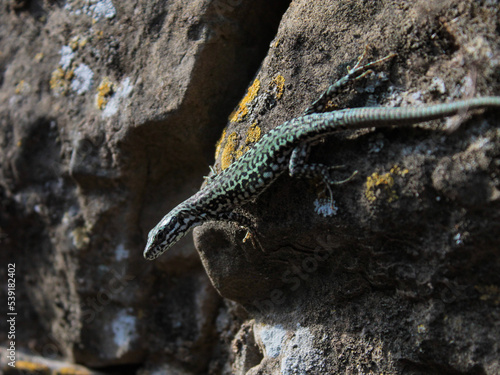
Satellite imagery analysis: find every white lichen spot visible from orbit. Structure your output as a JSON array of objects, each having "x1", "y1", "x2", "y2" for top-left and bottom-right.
[
  {"x1": 115, "y1": 243, "x2": 129, "y2": 261},
  {"x1": 91, "y1": 0, "x2": 116, "y2": 19},
  {"x1": 280, "y1": 327, "x2": 324, "y2": 375},
  {"x1": 65, "y1": 0, "x2": 116, "y2": 20},
  {"x1": 410, "y1": 91, "x2": 424, "y2": 104},
  {"x1": 112, "y1": 309, "x2": 137, "y2": 357},
  {"x1": 102, "y1": 77, "x2": 133, "y2": 118},
  {"x1": 59, "y1": 45, "x2": 75, "y2": 70},
  {"x1": 429, "y1": 77, "x2": 446, "y2": 94},
  {"x1": 71, "y1": 64, "x2": 94, "y2": 95},
  {"x1": 256, "y1": 324, "x2": 287, "y2": 358},
  {"x1": 313, "y1": 198, "x2": 338, "y2": 217}
]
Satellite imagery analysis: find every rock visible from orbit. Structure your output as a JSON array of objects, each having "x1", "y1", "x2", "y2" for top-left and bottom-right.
[
  {"x1": 1, "y1": 0, "x2": 499, "y2": 374},
  {"x1": 194, "y1": 0, "x2": 500, "y2": 374},
  {"x1": 232, "y1": 320, "x2": 262, "y2": 375},
  {"x1": 0, "y1": 0, "x2": 288, "y2": 371},
  {"x1": 432, "y1": 134, "x2": 500, "y2": 206}
]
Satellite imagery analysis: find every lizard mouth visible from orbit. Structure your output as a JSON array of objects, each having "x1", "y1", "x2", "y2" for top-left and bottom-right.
[{"x1": 144, "y1": 247, "x2": 159, "y2": 260}]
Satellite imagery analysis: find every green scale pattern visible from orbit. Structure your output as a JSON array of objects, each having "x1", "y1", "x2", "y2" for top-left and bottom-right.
[{"x1": 144, "y1": 95, "x2": 500, "y2": 260}]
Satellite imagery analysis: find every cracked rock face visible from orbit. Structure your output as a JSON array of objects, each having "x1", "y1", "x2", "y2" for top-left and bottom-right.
[{"x1": 1, "y1": 0, "x2": 500, "y2": 374}]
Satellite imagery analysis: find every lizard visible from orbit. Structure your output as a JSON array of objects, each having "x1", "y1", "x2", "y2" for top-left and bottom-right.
[{"x1": 143, "y1": 52, "x2": 500, "y2": 260}]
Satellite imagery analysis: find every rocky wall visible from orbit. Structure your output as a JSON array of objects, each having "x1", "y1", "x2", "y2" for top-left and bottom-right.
[{"x1": 1, "y1": 0, "x2": 499, "y2": 374}]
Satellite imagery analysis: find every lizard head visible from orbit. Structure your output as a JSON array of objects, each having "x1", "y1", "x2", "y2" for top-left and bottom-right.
[{"x1": 143, "y1": 210, "x2": 199, "y2": 260}]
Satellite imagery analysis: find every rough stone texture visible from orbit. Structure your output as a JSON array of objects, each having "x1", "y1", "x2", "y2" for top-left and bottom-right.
[
  {"x1": 0, "y1": 0, "x2": 499, "y2": 374},
  {"x1": 194, "y1": 0, "x2": 500, "y2": 374},
  {"x1": 0, "y1": 0, "x2": 287, "y2": 373}
]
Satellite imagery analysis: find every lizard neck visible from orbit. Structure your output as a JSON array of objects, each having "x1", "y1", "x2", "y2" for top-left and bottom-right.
[{"x1": 144, "y1": 199, "x2": 205, "y2": 260}]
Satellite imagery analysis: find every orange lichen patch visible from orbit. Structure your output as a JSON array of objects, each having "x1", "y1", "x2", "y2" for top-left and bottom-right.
[
  {"x1": 229, "y1": 78, "x2": 260, "y2": 123},
  {"x1": 323, "y1": 99, "x2": 338, "y2": 112},
  {"x1": 220, "y1": 132, "x2": 239, "y2": 170},
  {"x1": 245, "y1": 123, "x2": 261, "y2": 144},
  {"x1": 57, "y1": 367, "x2": 91, "y2": 375},
  {"x1": 390, "y1": 165, "x2": 409, "y2": 176},
  {"x1": 34, "y1": 52, "x2": 44, "y2": 62},
  {"x1": 69, "y1": 35, "x2": 89, "y2": 50},
  {"x1": 270, "y1": 74, "x2": 285, "y2": 99},
  {"x1": 365, "y1": 165, "x2": 408, "y2": 203},
  {"x1": 235, "y1": 146, "x2": 249, "y2": 160},
  {"x1": 214, "y1": 128, "x2": 227, "y2": 160},
  {"x1": 216, "y1": 122, "x2": 262, "y2": 171},
  {"x1": 95, "y1": 77, "x2": 114, "y2": 109},
  {"x1": 15, "y1": 360, "x2": 50, "y2": 373},
  {"x1": 234, "y1": 123, "x2": 262, "y2": 160},
  {"x1": 216, "y1": 85, "x2": 263, "y2": 170},
  {"x1": 14, "y1": 80, "x2": 24, "y2": 94},
  {"x1": 50, "y1": 67, "x2": 74, "y2": 96},
  {"x1": 366, "y1": 171, "x2": 395, "y2": 202},
  {"x1": 475, "y1": 284, "x2": 500, "y2": 305},
  {"x1": 14, "y1": 80, "x2": 30, "y2": 95}
]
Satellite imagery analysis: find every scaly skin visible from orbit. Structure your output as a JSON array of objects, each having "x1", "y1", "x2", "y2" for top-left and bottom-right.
[{"x1": 144, "y1": 95, "x2": 500, "y2": 260}]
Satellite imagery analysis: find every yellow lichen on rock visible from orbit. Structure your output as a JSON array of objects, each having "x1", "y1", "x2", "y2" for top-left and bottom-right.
[
  {"x1": 365, "y1": 171, "x2": 396, "y2": 202},
  {"x1": 220, "y1": 132, "x2": 240, "y2": 170},
  {"x1": 216, "y1": 123, "x2": 261, "y2": 171},
  {"x1": 271, "y1": 74, "x2": 285, "y2": 99},
  {"x1": 57, "y1": 367, "x2": 92, "y2": 375},
  {"x1": 365, "y1": 165, "x2": 408, "y2": 203},
  {"x1": 50, "y1": 67, "x2": 74, "y2": 96},
  {"x1": 229, "y1": 78, "x2": 260, "y2": 123},
  {"x1": 14, "y1": 80, "x2": 31, "y2": 95},
  {"x1": 215, "y1": 80, "x2": 268, "y2": 171},
  {"x1": 390, "y1": 165, "x2": 409, "y2": 176},
  {"x1": 235, "y1": 146, "x2": 249, "y2": 160},
  {"x1": 69, "y1": 35, "x2": 89, "y2": 51},
  {"x1": 233, "y1": 123, "x2": 262, "y2": 163},
  {"x1": 245, "y1": 123, "x2": 261, "y2": 143},
  {"x1": 15, "y1": 360, "x2": 50, "y2": 373},
  {"x1": 214, "y1": 128, "x2": 227, "y2": 160},
  {"x1": 95, "y1": 77, "x2": 114, "y2": 109},
  {"x1": 324, "y1": 99, "x2": 337, "y2": 112}
]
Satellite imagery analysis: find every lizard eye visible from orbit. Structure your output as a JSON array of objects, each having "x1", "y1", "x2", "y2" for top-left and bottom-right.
[{"x1": 159, "y1": 215, "x2": 174, "y2": 228}]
